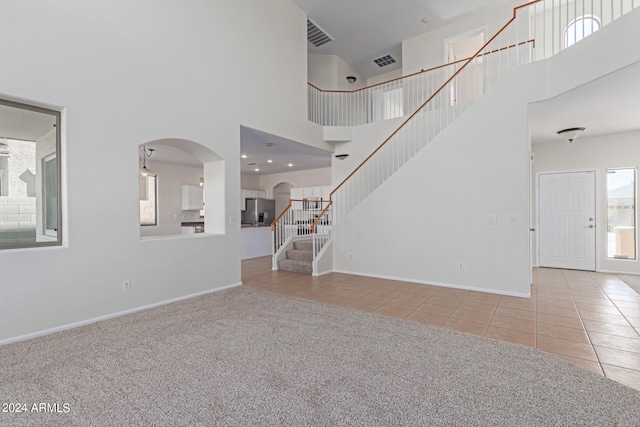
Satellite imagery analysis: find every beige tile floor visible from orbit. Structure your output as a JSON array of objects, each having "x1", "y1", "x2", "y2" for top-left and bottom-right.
[{"x1": 242, "y1": 256, "x2": 640, "y2": 391}]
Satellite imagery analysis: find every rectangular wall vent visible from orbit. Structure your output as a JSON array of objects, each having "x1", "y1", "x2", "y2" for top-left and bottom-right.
[
  {"x1": 307, "y1": 18, "x2": 333, "y2": 47},
  {"x1": 373, "y1": 55, "x2": 397, "y2": 67}
]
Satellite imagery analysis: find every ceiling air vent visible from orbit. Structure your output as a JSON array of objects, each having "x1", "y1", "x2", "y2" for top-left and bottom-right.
[
  {"x1": 373, "y1": 55, "x2": 397, "y2": 67},
  {"x1": 307, "y1": 18, "x2": 333, "y2": 47}
]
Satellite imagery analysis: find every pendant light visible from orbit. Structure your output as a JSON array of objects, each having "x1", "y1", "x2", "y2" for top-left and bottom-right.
[{"x1": 140, "y1": 145, "x2": 156, "y2": 177}]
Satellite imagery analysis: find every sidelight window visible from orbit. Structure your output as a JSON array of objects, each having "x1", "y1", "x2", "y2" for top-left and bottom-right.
[{"x1": 607, "y1": 168, "x2": 635, "y2": 259}]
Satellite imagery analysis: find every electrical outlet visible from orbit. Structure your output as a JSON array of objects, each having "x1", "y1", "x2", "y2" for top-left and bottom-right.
[
  {"x1": 458, "y1": 263, "x2": 464, "y2": 271},
  {"x1": 122, "y1": 280, "x2": 131, "y2": 291}
]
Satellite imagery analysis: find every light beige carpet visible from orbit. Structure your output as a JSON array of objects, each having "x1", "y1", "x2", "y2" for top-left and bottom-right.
[{"x1": 1, "y1": 287, "x2": 640, "y2": 426}]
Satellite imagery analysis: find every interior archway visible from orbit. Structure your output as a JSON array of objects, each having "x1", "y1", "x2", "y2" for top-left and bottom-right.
[{"x1": 137, "y1": 138, "x2": 225, "y2": 238}]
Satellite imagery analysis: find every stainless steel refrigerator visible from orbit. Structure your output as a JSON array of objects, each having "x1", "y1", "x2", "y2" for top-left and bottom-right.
[{"x1": 241, "y1": 198, "x2": 276, "y2": 225}]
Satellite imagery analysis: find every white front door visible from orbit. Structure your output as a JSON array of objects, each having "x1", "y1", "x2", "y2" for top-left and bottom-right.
[{"x1": 539, "y1": 171, "x2": 596, "y2": 270}]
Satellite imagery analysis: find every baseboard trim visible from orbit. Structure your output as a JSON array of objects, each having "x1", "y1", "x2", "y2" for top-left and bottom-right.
[
  {"x1": 332, "y1": 269, "x2": 530, "y2": 298},
  {"x1": 0, "y1": 282, "x2": 242, "y2": 347}
]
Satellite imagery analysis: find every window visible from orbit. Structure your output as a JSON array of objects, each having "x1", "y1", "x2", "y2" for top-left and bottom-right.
[
  {"x1": 139, "y1": 174, "x2": 157, "y2": 226},
  {"x1": 0, "y1": 98, "x2": 61, "y2": 249},
  {"x1": 607, "y1": 168, "x2": 635, "y2": 259},
  {"x1": 564, "y1": 16, "x2": 600, "y2": 48}
]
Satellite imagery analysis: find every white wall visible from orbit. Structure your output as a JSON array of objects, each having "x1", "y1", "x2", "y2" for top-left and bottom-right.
[
  {"x1": 308, "y1": 54, "x2": 365, "y2": 90},
  {"x1": 402, "y1": 1, "x2": 519, "y2": 74},
  {"x1": 260, "y1": 167, "x2": 331, "y2": 199},
  {"x1": 332, "y1": 6, "x2": 640, "y2": 296},
  {"x1": 533, "y1": 130, "x2": 640, "y2": 274},
  {"x1": 139, "y1": 160, "x2": 204, "y2": 238},
  {"x1": 0, "y1": 0, "x2": 320, "y2": 344},
  {"x1": 366, "y1": 69, "x2": 403, "y2": 87},
  {"x1": 240, "y1": 173, "x2": 261, "y2": 190}
]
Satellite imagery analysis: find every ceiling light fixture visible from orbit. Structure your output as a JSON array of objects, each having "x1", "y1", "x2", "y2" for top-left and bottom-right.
[
  {"x1": 346, "y1": 76, "x2": 357, "y2": 84},
  {"x1": 140, "y1": 145, "x2": 156, "y2": 177},
  {"x1": 335, "y1": 153, "x2": 349, "y2": 160},
  {"x1": 421, "y1": 17, "x2": 431, "y2": 24},
  {"x1": 241, "y1": 154, "x2": 248, "y2": 159},
  {"x1": 557, "y1": 127, "x2": 585, "y2": 143},
  {"x1": 267, "y1": 159, "x2": 273, "y2": 163},
  {"x1": 254, "y1": 168, "x2": 260, "y2": 172},
  {"x1": 288, "y1": 163, "x2": 293, "y2": 167}
]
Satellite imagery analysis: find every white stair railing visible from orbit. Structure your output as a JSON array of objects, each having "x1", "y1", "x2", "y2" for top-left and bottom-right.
[
  {"x1": 271, "y1": 199, "x2": 332, "y2": 271},
  {"x1": 319, "y1": 0, "x2": 638, "y2": 226}
]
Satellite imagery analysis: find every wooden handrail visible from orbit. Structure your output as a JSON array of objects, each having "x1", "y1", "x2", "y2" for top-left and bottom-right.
[
  {"x1": 270, "y1": 199, "x2": 292, "y2": 231},
  {"x1": 310, "y1": 201, "x2": 333, "y2": 233},
  {"x1": 327, "y1": 1, "x2": 539, "y2": 204},
  {"x1": 308, "y1": 39, "x2": 535, "y2": 94}
]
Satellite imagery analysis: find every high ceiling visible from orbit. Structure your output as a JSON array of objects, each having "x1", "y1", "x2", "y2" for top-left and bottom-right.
[
  {"x1": 293, "y1": 0, "x2": 516, "y2": 78},
  {"x1": 529, "y1": 61, "x2": 640, "y2": 144}
]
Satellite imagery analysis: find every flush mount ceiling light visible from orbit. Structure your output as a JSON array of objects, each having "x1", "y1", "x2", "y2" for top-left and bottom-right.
[
  {"x1": 346, "y1": 76, "x2": 357, "y2": 84},
  {"x1": 557, "y1": 127, "x2": 585, "y2": 143},
  {"x1": 139, "y1": 145, "x2": 156, "y2": 177},
  {"x1": 335, "y1": 153, "x2": 349, "y2": 160}
]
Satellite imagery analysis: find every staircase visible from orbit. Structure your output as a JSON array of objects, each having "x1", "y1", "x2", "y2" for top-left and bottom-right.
[
  {"x1": 278, "y1": 239, "x2": 313, "y2": 274},
  {"x1": 272, "y1": 0, "x2": 639, "y2": 276}
]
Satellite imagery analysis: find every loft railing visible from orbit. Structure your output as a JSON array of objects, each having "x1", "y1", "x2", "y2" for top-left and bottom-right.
[
  {"x1": 307, "y1": 41, "x2": 537, "y2": 127},
  {"x1": 315, "y1": 0, "x2": 638, "y2": 227},
  {"x1": 308, "y1": 61, "x2": 459, "y2": 127}
]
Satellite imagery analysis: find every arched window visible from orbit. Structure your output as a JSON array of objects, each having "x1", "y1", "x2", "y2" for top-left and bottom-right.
[{"x1": 564, "y1": 16, "x2": 600, "y2": 48}]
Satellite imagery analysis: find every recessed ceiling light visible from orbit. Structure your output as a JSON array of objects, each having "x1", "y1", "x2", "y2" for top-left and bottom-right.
[
  {"x1": 267, "y1": 159, "x2": 273, "y2": 163},
  {"x1": 254, "y1": 168, "x2": 260, "y2": 172},
  {"x1": 288, "y1": 163, "x2": 293, "y2": 167},
  {"x1": 241, "y1": 154, "x2": 248, "y2": 159}
]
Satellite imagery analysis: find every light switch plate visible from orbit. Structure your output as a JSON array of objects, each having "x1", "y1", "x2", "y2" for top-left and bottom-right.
[
  {"x1": 507, "y1": 215, "x2": 519, "y2": 225},
  {"x1": 487, "y1": 215, "x2": 497, "y2": 225}
]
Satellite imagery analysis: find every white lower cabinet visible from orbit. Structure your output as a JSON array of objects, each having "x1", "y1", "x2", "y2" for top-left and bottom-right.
[{"x1": 241, "y1": 226, "x2": 272, "y2": 260}]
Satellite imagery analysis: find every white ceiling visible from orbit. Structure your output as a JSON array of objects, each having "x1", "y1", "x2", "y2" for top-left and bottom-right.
[
  {"x1": 0, "y1": 103, "x2": 56, "y2": 142},
  {"x1": 293, "y1": 0, "x2": 515, "y2": 79},
  {"x1": 239, "y1": 126, "x2": 331, "y2": 175},
  {"x1": 529, "y1": 61, "x2": 640, "y2": 144},
  {"x1": 147, "y1": 126, "x2": 333, "y2": 175}
]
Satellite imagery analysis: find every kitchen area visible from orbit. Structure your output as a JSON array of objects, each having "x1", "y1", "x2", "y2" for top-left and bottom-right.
[{"x1": 240, "y1": 189, "x2": 275, "y2": 260}]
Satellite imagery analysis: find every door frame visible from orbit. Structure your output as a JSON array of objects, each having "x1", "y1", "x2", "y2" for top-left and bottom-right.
[{"x1": 535, "y1": 169, "x2": 597, "y2": 270}]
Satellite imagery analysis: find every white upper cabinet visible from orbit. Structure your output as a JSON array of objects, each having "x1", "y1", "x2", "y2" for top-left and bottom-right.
[{"x1": 182, "y1": 185, "x2": 204, "y2": 210}]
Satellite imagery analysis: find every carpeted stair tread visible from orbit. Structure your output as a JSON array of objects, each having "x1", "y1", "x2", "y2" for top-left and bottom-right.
[
  {"x1": 293, "y1": 240, "x2": 313, "y2": 251},
  {"x1": 286, "y1": 249, "x2": 314, "y2": 262},
  {"x1": 278, "y1": 259, "x2": 312, "y2": 274}
]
